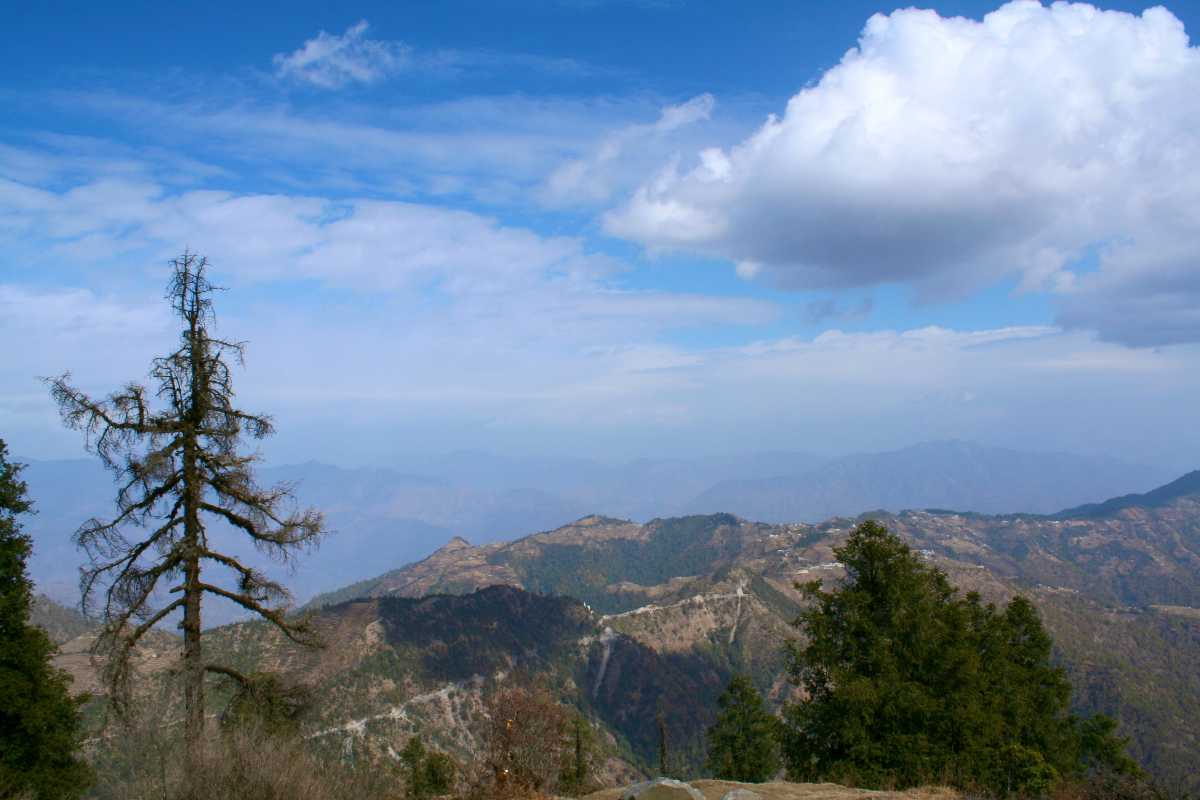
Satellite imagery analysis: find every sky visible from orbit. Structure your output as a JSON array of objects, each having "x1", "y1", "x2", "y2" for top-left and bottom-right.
[{"x1": 2, "y1": 0, "x2": 1199, "y2": 470}]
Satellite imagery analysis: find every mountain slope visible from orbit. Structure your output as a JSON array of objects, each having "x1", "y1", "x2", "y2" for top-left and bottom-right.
[
  {"x1": 875, "y1": 498, "x2": 1200, "y2": 607},
  {"x1": 21, "y1": 442, "x2": 1164, "y2": 616},
  {"x1": 1058, "y1": 469, "x2": 1200, "y2": 517},
  {"x1": 48, "y1": 469, "x2": 1200, "y2": 788},
  {"x1": 299, "y1": 472, "x2": 1200, "y2": 789},
  {"x1": 29, "y1": 594, "x2": 92, "y2": 645},
  {"x1": 204, "y1": 585, "x2": 736, "y2": 774}
]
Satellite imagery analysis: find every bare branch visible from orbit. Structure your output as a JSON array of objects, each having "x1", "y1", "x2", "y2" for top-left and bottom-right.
[
  {"x1": 199, "y1": 548, "x2": 290, "y2": 606},
  {"x1": 48, "y1": 251, "x2": 328, "y2": 756},
  {"x1": 78, "y1": 515, "x2": 184, "y2": 618},
  {"x1": 194, "y1": 582, "x2": 320, "y2": 648},
  {"x1": 199, "y1": 500, "x2": 323, "y2": 556},
  {"x1": 204, "y1": 663, "x2": 251, "y2": 686}
]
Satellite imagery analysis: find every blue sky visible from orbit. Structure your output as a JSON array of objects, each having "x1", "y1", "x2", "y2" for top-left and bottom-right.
[{"x1": 3, "y1": 0, "x2": 1200, "y2": 470}]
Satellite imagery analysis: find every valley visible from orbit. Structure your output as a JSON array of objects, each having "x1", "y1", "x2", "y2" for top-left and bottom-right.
[{"x1": 40, "y1": 471, "x2": 1200, "y2": 790}]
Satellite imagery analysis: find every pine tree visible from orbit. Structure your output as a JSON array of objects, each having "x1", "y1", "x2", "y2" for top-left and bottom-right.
[
  {"x1": 705, "y1": 674, "x2": 781, "y2": 781},
  {"x1": 657, "y1": 709, "x2": 669, "y2": 776},
  {"x1": 400, "y1": 733, "x2": 457, "y2": 799},
  {"x1": 0, "y1": 439, "x2": 93, "y2": 798},
  {"x1": 46, "y1": 253, "x2": 325, "y2": 769},
  {"x1": 558, "y1": 715, "x2": 599, "y2": 796},
  {"x1": 781, "y1": 519, "x2": 1138, "y2": 793}
]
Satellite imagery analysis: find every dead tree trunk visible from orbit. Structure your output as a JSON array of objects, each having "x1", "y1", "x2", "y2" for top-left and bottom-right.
[{"x1": 47, "y1": 252, "x2": 326, "y2": 781}]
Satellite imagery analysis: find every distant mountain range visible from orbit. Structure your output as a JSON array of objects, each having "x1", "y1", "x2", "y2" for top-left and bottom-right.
[
  {"x1": 689, "y1": 440, "x2": 1173, "y2": 522},
  {"x1": 19, "y1": 440, "x2": 1173, "y2": 622},
  {"x1": 1058, "y1": 469, "x2": 1200, "y2": 518},
  {"x1": 42, "y1": 467, "x2": 1198, "y2": 787}
]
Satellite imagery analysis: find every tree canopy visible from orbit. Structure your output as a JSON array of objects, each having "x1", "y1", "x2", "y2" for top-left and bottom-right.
[
  {"x1": 705, "y1": 674, "x2": 781, "y2": 782},
  {"x1": 399, "y1": 733, "x2": 456, "y2": 800},
  {"x1": 782, "y1": 519, "x2": 1138, "y2": 795},
  {"x1": 0, "y1": 438, "x2": 93, "y2": 799}
]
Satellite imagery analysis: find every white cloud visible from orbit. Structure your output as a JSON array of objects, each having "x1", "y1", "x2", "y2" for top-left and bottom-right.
[
  {"x1": 0, "y1": 284, "x2": 172, "y2": 453},
  {"x1": 274, "y1": 20, "x2": 409, "y2": 89},
  {"x1": 0, "y1": 170, "x2": 782, "y2": 460},
  {"x1": 607, "y1": 1, "x2": 1200, "y2": 345},
  {"x1": 56, "y1": 90, "x2": 671, "y2": 207},
  {"x1": 0, "y1": 173, "x2": 786, "y2": 330},
  {"x1": 272, "y1": 20, "x2": 595, "y2": 90},
  {"x1": 0, "y1": 178, "x2": 572, "y2": 291},
  {"x1": 539, "y1": 94, "x2": 716, "y2": 208},
  {"x1": 3, "y1": 169, "x2": 1196, "y2": 468},
  {"x1": 0, "y1": 284, "x2": 167, "y2": 341}
]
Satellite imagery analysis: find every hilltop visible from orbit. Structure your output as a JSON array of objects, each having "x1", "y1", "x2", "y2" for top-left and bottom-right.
[
  {"x1": 1058, "y1": 469, "x2": 1200, "y2": 518},
  {"x1": 28, "y1": 594, "x2": 91, "y2": 645},
  {"x1": 20, "y1": 441, "x2": 1170, "y2": 619}
]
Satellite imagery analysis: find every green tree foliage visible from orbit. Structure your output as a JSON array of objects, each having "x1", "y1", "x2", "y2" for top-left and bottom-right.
[
  {"x1": 399, "y1": 734, "x2": 456, "y2": 799},
  {"x1": 558, "y1": 715, "x2": 602, "y2": 797},
  {"x1": 0, "y1": 439, "x2": 93, "y2": 799},
  {"x1": 705, "y1": 674, "x2": 781, "y2": 781},
  {"x1": 657, "y1": 708, "x2": 669, "y2": 776},
  {"x1": 783, "y1": 519, "x2": 1138, "y2": 795}
]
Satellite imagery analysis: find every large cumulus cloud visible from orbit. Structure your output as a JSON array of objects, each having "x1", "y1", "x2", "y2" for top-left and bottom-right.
[{"x1": 606, "y1": 1, "x2": 1200, "y2": 345}]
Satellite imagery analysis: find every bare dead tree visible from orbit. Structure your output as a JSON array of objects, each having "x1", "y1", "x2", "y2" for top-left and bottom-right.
[
  {"x1": 45, "y1": 252, "x2": 325, "y2": 766},
  {"x1": 483, "y1": 684, "x2": 570, "y2": 796}
]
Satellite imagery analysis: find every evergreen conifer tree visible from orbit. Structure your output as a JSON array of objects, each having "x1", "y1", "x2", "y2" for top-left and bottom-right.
[
  {"x1": 558, "y1": 715, "x2": 599, "y2": 796},
  {"x1": 782, "y1": 519, "x2": 1137, "y2": 794},
  {"x1": 400, "y1": 733, "x2": 456, "y2": 798},
  {"x1": 0, "y1": 439, "x2": 93, "y2": 799},
  {"x1": 705, "y1": 674, "x2": 781, "y2": 781}
]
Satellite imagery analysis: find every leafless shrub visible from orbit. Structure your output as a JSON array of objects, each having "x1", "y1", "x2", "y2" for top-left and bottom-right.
[
  {"x1": 467, "y1": 683, "x2": 593, "y2": 799},
  {"x1": 87, "y1": 694, "x2": 402, "y2": 800}
]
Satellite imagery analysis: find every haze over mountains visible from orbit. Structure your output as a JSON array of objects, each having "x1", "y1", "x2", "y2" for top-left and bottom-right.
[
  {"x1": 40, "y1": 465, "x2": 1199, "y2": 788},
  {"x1": 688, "y1": 440, "x2": 1170, "y2": 523},
  {"x1": 21, "y1": 440, "x2": 1172, "y2": 615},
  {"x1": 253, "y1": 469, "x2": 1200, "y2": 787}
]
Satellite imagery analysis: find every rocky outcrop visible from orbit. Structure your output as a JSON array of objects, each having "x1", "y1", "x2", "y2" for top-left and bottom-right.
[{"x1": 621, "y1": 778, "x2": 706, "y2": 800}]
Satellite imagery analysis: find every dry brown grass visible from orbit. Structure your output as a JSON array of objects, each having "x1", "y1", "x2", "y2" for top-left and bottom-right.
[{"x1": 87, "y1": 713, "x2": 406, "y2": 800}]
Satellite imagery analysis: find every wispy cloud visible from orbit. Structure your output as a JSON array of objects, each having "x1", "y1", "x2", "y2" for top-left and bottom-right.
[
  {"x1": 3, "y1": 163, "x2": 1197, "y2": 467},
  {"x1": 274, "y1": 20, "x2": 409, "y2": 89},
  {"x1": 539, "y1": 93, "x2": 715, "y2": 208},
  {"x1": 0, "y1": 166, "x2": 788, "y2": 460},
  {"x1": 801, "y1": 296, "x2": 873, "y2": 325},
  {"x1": 273, "y1": 20, "x2": 594, "y2": 90},
  {"x1": 50, "y1": 90, "x2": 654, "y2": 204}
]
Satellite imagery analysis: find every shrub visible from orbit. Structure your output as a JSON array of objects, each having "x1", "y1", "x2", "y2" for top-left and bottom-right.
[{"x1": 88, "y1": 701, "x2": 402, "y2": 800}]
